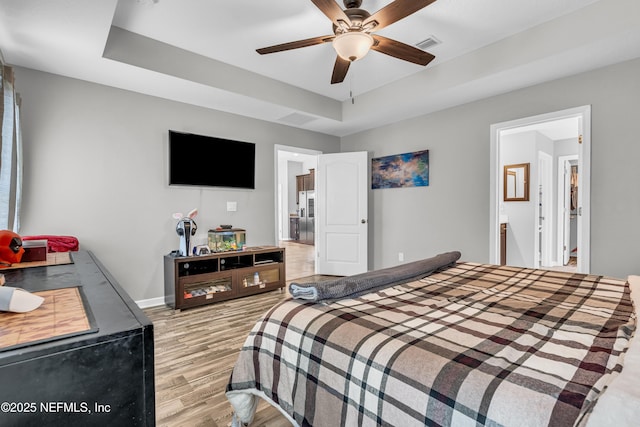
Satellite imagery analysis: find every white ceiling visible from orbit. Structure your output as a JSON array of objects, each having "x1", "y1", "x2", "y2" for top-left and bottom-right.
[{"x1": 1, "y1": 0, "x2": 639, "y2": 137}]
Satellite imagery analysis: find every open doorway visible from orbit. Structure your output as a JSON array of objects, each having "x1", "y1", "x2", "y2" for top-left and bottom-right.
[
  {"x1": 274, "y1": 145, "x2": 319, "y2": 280},
  {"x1": 489, "y1": 106, "x2": 591, "y2": 273},
  {"x1": 558, "y1": 157, "x2": 579, "y2": 268},
  {"x1": 275, "y1": 146, "x2": 370, "y2": 279}
]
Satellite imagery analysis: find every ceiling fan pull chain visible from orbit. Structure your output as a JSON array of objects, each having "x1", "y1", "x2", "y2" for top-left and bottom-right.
[{"x1": 350, "y1": 71, "x2": 355, "y2": 104}]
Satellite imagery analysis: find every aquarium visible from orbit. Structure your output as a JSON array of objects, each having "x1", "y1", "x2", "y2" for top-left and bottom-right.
[{"x1": 208, "y1": 228, "x2": 246, "y2": 252}]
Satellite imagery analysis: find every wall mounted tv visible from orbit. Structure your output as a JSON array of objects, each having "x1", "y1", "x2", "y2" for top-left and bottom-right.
[{"x1": 168, "y1": 130, "x2": 255, "y2": 189}]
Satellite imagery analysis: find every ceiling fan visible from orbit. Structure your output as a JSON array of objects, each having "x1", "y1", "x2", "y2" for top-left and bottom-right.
[{"x1": 257, "y1": 0, "x2": 438, "y2": 84}]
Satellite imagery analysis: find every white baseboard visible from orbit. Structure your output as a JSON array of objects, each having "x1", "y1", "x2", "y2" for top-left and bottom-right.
[{"x1": 135, "y1": 296, "x2": 165, "y2": 309}]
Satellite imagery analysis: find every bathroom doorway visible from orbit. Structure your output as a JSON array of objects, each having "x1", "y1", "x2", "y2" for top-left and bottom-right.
[{"x1": 490, "y1": 106, "x2": 591, "y2": 273}]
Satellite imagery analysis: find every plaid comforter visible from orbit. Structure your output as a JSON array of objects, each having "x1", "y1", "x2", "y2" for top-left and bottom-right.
[{"x1": 226, "y1": 262, "x2": 635, "y2": 426}]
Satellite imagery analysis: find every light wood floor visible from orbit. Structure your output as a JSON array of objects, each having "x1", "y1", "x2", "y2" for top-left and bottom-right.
[
  {"x1": 145, "y1": 241, "x2": 314, "y2": 426},
  {"x1": 543, "y1": 256, "x2": 578, "y2": 273},
  {"x1": 280, "y1": 240, "x2": 315, "y2": 281}
]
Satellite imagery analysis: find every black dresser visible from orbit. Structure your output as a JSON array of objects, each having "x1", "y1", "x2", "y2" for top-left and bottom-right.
[{"x1": 0, "y1": 251, "x2": 155, "y2": 426}]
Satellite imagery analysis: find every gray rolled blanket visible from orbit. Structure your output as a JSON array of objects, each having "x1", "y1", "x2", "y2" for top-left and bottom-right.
[{"x1": 289, "y1": 251, "x2": 461, "y2": 302}]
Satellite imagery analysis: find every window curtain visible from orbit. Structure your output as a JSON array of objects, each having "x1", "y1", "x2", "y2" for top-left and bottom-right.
[{"x1": 0, "y1": 65, "x2": 23, "y2": 232}]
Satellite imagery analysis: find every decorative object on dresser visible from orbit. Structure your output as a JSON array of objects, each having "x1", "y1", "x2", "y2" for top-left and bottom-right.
[
  {"x1": 21, "y1": 239, "x2": 47, "y2": 262},
  {"x1": 0, "y1": 286, "x2": 44, "y2": 313},
  {"x1": 22, "y1": 235, "x2": 79, "y2": 252},
  {"x1": 0, "y1": 229, "x2": 24, "y2": 267},
  {"x1": 164, "y1": 246, "x2": 286, "y2": 310}
]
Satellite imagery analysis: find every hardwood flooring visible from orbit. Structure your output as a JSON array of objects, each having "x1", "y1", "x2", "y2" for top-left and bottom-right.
[
  {"x1": 280, "y1": 240, "x2": 315, "y2": 281},
  {"x1": 145, "y1": 290, "x2": 290, "y2": 426},
  {"x1": 544, "y1": 256, "x2": 578, "y2": 273},
  {"x1": 145, "y1": 241, "x2": 314, "y2": 426}
]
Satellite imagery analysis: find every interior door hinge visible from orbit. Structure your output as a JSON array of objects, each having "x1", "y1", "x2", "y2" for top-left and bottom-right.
[{"x1": 578, "y1": 135, "x2": 583, "y2": 144}]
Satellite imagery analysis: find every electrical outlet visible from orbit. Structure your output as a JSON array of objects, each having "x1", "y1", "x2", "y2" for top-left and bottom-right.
[
  {"x1": 398, "y1": 252, "x2": 404, "y2": 262},
  {"x1": 227, "y1": 201, "x2": 237, "y2": 212}
]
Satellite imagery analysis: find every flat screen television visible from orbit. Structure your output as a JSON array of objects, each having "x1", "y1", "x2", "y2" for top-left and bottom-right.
[{"x1": 168, "y1": 130, "x2": 255, "y2": 189}]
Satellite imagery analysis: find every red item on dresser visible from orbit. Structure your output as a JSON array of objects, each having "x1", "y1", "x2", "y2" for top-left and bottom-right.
[
  {"x1": 0, "y1": 230, "x2": 24, "y2": 267},
  {"x1": 22, "y1": 235, "x2": 79, "y2": 252}
]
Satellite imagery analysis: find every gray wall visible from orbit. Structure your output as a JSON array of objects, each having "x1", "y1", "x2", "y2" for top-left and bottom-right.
[
  {"x1": 13, "y1": 57, "x2": 640, "y2": 304},
  {"x1": 14, "y1": 67, "x2": 340, "y2": 302},
  {"x1": 342, "y1": 57, "x2": 640, "y2": 279},
  {"x1": 500, "y1": 131, "x2": 537, "y2": 268}
]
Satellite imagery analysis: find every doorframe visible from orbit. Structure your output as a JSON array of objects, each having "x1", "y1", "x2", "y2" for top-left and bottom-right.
[
  {"x1": 537, "y1": 151, "x2": 553, "y2": 268},
  {"x1": 489, "y1": 105, "x2": 591, "y2": 273},
  {"x1": 273, "y1": 144, "x2": 321, "y2": 244},
  {"x1": 557, "y1": 155, "x2": 578, "y2": 266}
]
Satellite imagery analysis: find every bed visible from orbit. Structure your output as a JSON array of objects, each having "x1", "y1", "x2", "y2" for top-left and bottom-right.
[{"x1": 226, "y1": 253, "x2": 637, "y2": 426}]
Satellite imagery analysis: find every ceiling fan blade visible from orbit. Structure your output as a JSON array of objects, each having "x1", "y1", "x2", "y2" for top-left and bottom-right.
[
  {"x1": 257, "y1": 35, "x2": 335, "y2": 55},
  {"x1": 311, "y1": 0, "x2": 352, "y2": 27},
  {"x1": 371, "y1": 35, "x2": 435, "y2": 66},
  {"x1": 364, "y1": 0, "x2": 437, "y2": 32},
  {"x1": 331, "y1": 56, "x2": 351, "y2": 84}
]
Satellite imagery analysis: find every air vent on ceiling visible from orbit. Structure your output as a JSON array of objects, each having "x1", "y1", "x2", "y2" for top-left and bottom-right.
[
  {"x1": 415, "y1": 35, "x2": 441, "y2": 51},
  {"x1": 278, "y1": 112, "x2": 318, "y2": 126}
]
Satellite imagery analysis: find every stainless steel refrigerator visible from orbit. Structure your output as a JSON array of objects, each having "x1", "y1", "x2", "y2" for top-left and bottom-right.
[{"x1": 298, "y1": 190, "x2": 315, "y2": 245}]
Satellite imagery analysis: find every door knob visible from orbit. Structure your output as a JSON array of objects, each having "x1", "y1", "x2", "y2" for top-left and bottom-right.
[{"x1": 361, "y1": 219, "x2": 367, "y2": 224}]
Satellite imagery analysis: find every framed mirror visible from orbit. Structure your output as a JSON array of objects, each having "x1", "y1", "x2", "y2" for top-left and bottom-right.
[{"x1": 504, "y1": 163, "x2": 529, "y2": 201}]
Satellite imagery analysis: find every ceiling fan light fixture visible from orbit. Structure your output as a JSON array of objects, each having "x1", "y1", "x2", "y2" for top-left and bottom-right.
[{"x1": 332, "y1": 32, "x2": 373, "y2": 62}]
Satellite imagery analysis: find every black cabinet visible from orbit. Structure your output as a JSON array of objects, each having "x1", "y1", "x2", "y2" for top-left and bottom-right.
[
  {"x1": 500, "y1": 223, "x2": 507, "y2": 265},
  {"x1": 0, "y1": 251, "x2": 155, "y2": 426},
  {"x1": 290, "y1": 217, "x2": 300, "y2": 240}
]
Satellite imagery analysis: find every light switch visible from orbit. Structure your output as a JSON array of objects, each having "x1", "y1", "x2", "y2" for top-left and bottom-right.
[{"x1": 227, "y1": 201, "x2": 237, "y2": 212}]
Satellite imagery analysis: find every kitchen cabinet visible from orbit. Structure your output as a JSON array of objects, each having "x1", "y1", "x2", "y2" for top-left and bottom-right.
[{"x1": 296, "y1": 169, "x2": 315, "y2": 193}]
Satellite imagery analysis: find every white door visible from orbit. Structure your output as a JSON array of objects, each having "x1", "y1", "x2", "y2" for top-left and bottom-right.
[{"x1": 316, "y1": 151, "x2": 368, "y2": 276}]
